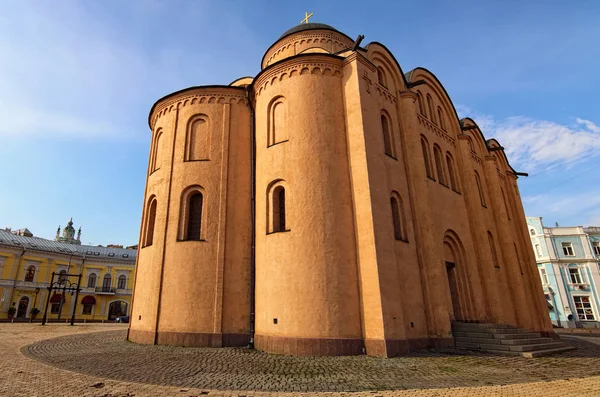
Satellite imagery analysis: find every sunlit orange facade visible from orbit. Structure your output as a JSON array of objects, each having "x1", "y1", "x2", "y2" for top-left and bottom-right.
[{"x1": 128, "y1": 23, "x2": 553, "y2": 357}]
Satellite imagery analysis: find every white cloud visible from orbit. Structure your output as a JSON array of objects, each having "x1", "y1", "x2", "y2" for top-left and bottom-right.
[
  {"x1": 458, "y1": 106, "x2": 600, "y2": 171},
  {"x1": 523, "y1": 191, "x2": 600, "y2": 227}
]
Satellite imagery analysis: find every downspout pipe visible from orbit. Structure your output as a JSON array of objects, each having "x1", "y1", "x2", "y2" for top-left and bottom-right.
[{"x1": 245, "y1": 84, "x2": 256, "y2": 348}]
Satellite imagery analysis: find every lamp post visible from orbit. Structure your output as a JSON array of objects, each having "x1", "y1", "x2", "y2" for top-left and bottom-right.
[
  {"x1": 30, "y1": 287, "x2": 40, "y2": 323},
  {"x1": 41, "y1": 272, "x2": 81, "y2": 326}
]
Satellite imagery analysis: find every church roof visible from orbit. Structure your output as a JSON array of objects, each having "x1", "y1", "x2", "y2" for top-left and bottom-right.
[
  {"x1": 0, "y1": 229, "x2": 136, "y2": 261},
  {"x1": 278, "y1": 23, "x2": 339, "y2": 40}
]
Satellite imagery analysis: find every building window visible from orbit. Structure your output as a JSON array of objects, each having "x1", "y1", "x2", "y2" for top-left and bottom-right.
[
  {"x1": 267, "y1": 180, "x2": 289, "y2": 234},
  {"x1": 82, "y1": 304, "x2": 93, "y2": 315},
  {"x1": 569, "y1": 267, "x2": 583, "y2": 284},
  {"x1": 150, "y1": 129, "x2": 163, "y2": 172},
  {"x1": 381, "y1": 112, "x2": 394, "y2": 157},
  {"x1": 377, "y1": 67, "x2": 387, "y2": 87},
  {"x1": 58, "y1": 270, "x2": 67, "y2": 284},
  {"x1": 416, "y1": 91, "x2": 425, "y2": 116},
  {"x1": 420, "y1": 135, "x2": 434, "y2": 179},
  {"x1": 268, "y1": 96, "x2": 287, "y2": 146},
  {"x1": 446, "y1": 153, "x2": 460, "y2": 192},
  {"x1": 143, "y1": 196, "x2": 157, "y2": 247},
  {"x1": 273, "y1": 186, "x2": 286, "y2": 232},
  {"x1": 474, "y1": 171, "x2": 486, "y2": 207},
  {"x1": 501, "y1": 188, "x2": 511, "y2": 220},
  {"x1": 574, "y1": 296, "x2": 595, "y2": 320},
  {"x1": 117, "y1": 275, "x2": 127, "y2": 290},
  {"x1": 488, "y1": 231, "x2": 500, "y2": 268},
  {"x1": 593, "y1": 242, "x2": 600, "y2": 256},
  {"x1": 426, "y1": 94, "x2": 435, "y2": 123},
  {"x1": 390, "y1": 193, "x2": 407, "y2": 242},
  {"x1": 186, "y1": 192, "x2": 203, "y2": 240},
  {"x1": 24, "y1": 265, "x2": 35, "y2": 282},
  {"x1": 433, "y1": 145, "x2": 446, "y2": 186},
  {"x1": 535, "y1": 244, "x2": 542, "y2": 257},
  {"x1": 185, "y1": 115, "x2": 210, "y2": 161},
  {"x1": 437, "y1": 106, "x2": 445, "y2": 130},
  {"x1": 530, "y1": 228, "x2": 536, "y2": 236},
  {"x1": 562, "y1": 242, "x2": 575, "y2": 256},
  {"x1": 102, "y1": 274, "x2": 112, "y2": 292},
  {"x1": 539, "y1": 268, "x2": 549, "y2": 285},
  {"x1": 87, "y1": 273, "x2": 97, "y2": 288}
]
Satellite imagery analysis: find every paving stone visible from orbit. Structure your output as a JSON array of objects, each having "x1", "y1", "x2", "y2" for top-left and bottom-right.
[{"x1": 0, "y1": 324, "x2": 600, "y2": 396}]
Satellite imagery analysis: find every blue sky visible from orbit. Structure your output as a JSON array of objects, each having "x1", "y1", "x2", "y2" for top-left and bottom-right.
[{"x1": 0, "y1": 1, "x2": 599, "y2": 245}]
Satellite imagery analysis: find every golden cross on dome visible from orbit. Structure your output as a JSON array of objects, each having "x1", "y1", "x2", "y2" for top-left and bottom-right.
[{"x1": 301, "y1": 11, "x2": 313, "y2": 24}]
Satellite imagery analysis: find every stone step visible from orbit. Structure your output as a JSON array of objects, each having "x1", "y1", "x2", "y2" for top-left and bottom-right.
[
  {"x1": 499, "y1": 338, "x2": 555, "y2": 345},
  {"x1": 455, "y1": 336, "x2": 502, "y2": 345},
  {"x1": 483, "y1": 345, "x2": 576, "y2": 358},
  {"x1": 507, "y1": 342, "x2": 568, "y2": 352},
  {"x1": 451, "y1": 323, "x2": 516, "y2": 331},
  {"x1": 492, "y1": 332, "x2": 542, "y2": 339},
  {"x1": 486, "y1": 328, "x2": 530, "y2": 334}
]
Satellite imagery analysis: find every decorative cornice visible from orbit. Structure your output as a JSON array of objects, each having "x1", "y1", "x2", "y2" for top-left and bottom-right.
[
  {"x1": 417, "y1": 114, "x2": 455, "y2": 146},
  {"x1": 151, "y1": 88, "x2": 247, "y2": 130},
  {"x1": 470, "y1": 151, "x2": 483, "y2": 165},
  {"x1": 263, "y1": 31, "x2": 352, "y2": 68},
  {"x1": 255, "y1": 57, "x2": 343, "y2": 98}
]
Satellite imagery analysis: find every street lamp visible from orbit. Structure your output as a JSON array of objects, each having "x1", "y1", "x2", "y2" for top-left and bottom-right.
[
  {"x1": 30, "y1": 287, "x2": 40, "y2": 323},
  {"x1": 41, "y1": 272, "x2": 82, "y2": 326}
]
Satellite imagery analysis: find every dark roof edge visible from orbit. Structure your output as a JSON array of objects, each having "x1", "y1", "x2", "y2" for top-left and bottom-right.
[
  {"x1": 229, "y1": 76, "x2": 255, "y2": 86},
  {"x1": 147, "y1": 85, "x2": 246, "y2": 129},
  {"x1": 260, "y1": 27, "x2": 354, "y2": 69}
]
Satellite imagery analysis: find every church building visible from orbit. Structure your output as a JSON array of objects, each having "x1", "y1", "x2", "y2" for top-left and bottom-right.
[{"x1": 128, "y1": 20, "x2": 555, "y2": 357}]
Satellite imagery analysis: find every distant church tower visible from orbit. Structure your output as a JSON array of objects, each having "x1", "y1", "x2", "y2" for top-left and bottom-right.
[{"x1": 55, "y1": 218, "x2": 82, "y2": 245}]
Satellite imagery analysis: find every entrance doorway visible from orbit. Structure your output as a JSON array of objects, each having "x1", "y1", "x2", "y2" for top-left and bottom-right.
[
  {"x1": 445, "y1": 261, "x2": 462, "y2": 319},
  {"x1": 108, "y1": 301, "x2": 128, "y2": 320},
  {"x1": 17, "y1": 296, "x2": 29, "y2": 318},
  {"x1": 443, "y1": 230, "x2": 473, "y2": 321}
]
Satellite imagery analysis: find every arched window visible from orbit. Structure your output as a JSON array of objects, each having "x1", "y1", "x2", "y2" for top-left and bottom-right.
[
  {"x1": 377, "y1": 67, "x2": 387, "y2": 87},
  {"x1": 474, "y1": 171, "x2": 486, "y2": 207},
  {"x1": 501, "y1": 188, "x2": 511, "y2": 220},
  {"x1": 488, "y1": 231, "x2": 500, "y2": 268},
  {"x1": 381, "y1": 112, "x2": 394, "y2": 157},
  {"x1": 433, "y1": 145, "x2": 446, "y2": 186},
  {"x1": 143, "y1": 196, "x2": 157, "y2": 247},
  {"x1": 87, "y1": 273, "x2": 97, "y2": 288},
  {"x1": 102, "y1": 274, "x2": 112, "y2": 292},
  {"x1": 437, "y1": 107, "x2": 445, "y2": 130},
  {"x1": 390, "y1": 193, "x2": 407, "y2": 242},
  {"x1": 24, "y1": 265, "x2": 35, "y2": 282},
  {"x1": 530, "y1": 228, "x2": 536, "y2": 236},
  {"x1": 268, "y1": 181, "x2": 289, "y2": 233},
  {"x1": 186, "y1": 192, "x2": 203, "y2": 240},
  {"x1": 58, "y1": 270, "x2": 67, "y2": 284},
  {"x1": 421, "y1": 135, "x2": 434, "y2": 179},
  {"x1": 446, "y1": 153, "x2": 460, "y2": 192},
  {"x1": 416, "y1": 91, "x2": 426, "y2": 116},
  {"x1": 150, "y1": 129, "x2": 163, "y2": 172},
  {"x1": 179, "y1": 186, "x2": 205, "y2": 241},
  {"x1": 117, "y1": 275, "x2": 127, "y2": 290},
  {"x1": 268, "y1": 96, "x2": 287, "y2": 146},
  {"x1": 426, "y1": 94, "x2": 435, "y2": 124},
  {"x1": 185, "y1": 115, "x2": 210, "y2": 161},
  {"x1": 273, "y1": 186, "x2": 286, "y2": 232}
]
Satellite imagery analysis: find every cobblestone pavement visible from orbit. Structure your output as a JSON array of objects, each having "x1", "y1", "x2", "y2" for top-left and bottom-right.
[{"x1": 2, "y1": 323, "x2": 600, "y2": 396}]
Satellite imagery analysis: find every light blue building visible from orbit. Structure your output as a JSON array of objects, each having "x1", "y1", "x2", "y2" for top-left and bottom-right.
[{"x1": 527, "y1": 217, "x2": 600, "y2": 329}]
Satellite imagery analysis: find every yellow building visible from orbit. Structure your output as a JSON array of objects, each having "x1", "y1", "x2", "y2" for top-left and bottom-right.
[
  {"x1": 129, "y1": 21, "x2": 557, "y2": 356},
  {"x1": 0, "y1": 219, "x2": 136, "y2": 321}
]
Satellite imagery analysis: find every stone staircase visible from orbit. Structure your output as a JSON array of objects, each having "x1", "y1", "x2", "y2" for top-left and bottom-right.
[{"x1": 452, "y1": 322, "x2": 576, "y2": 358}]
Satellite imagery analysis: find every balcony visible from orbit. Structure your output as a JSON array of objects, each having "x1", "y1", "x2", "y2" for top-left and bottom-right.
[
  {"x1": 95, "y1": 286, "x2": 116, "y2": 295},
  {"x1": 571, "y1": 283, "x2": 590, "y2": 290}
]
